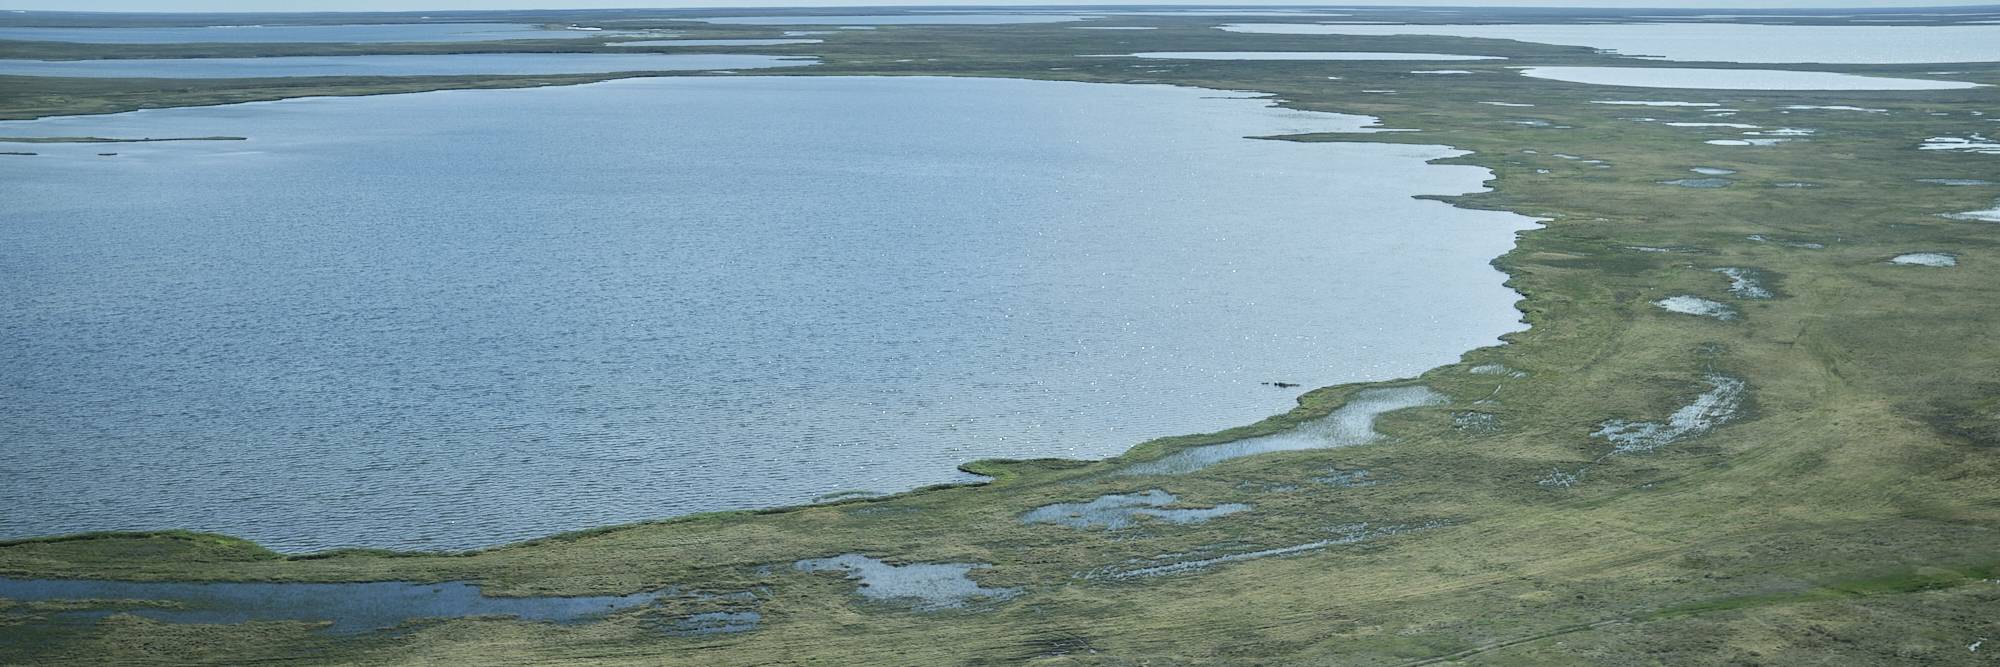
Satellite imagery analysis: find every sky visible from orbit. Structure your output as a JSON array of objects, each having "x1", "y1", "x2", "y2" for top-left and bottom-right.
[{"x1": 12, "y1": 1, "x2": 2000, "y2": 13}]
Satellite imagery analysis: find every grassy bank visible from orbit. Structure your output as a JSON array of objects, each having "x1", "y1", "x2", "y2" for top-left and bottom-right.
[{"x1": 2, "y1": 9, "x2": 1997, "y2": 666}]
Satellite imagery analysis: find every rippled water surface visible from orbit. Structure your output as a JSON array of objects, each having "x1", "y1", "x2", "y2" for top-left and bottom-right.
[
  {"x1": 1519, "y1": 66, "x2": 1981, "y2": 90},
  {"x1": 0, "y1": 23, "x2": 616, "y2": 44},
  {"x1": 692, "y1": 14, "x2": 1084, "y2": 25},
  {"x1": 1215, "y1": 23, "x2": 2000, "y2": 64},
  {"x1": 0, "y1": 76, "x2": 1534, "y2": 552},
  {"x1": 1120, "y1": 51, "x2": 1502, "y2": 61},
  {"x1": 0, "y1": 53, "x2": 814, "y2": 78}
]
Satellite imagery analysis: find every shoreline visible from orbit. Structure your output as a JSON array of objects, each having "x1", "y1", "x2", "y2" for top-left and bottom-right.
[
  {"x1": 0, "y1": 74, "x2": 1535, "y2": 559},
  {"x1": 6, "y1": 14, "x2": 1997, "y2": 664}
]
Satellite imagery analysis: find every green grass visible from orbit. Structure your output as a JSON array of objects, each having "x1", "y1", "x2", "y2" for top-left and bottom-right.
[{"x1": 2, "y1": 8, "x2": 1998, "y2": 666}]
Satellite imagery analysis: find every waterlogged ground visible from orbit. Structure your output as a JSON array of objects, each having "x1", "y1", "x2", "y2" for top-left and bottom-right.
[
  {"x1": 0, "y1": 578, "x2": 668, "y2": 633},
  {"x1": 2, "y1": 7, "x2": 1998, "y2": 667}
]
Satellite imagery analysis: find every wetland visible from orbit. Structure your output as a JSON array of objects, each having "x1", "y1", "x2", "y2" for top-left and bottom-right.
[{"x1": 2, "y1": 6, "x2": 1997, "y2": 666}]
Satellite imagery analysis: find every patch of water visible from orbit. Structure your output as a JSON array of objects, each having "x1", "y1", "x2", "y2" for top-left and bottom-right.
[
  {"x1": 692, "y1": 15, "x2": 1085, "y2": 25},
  {"x1": 1020, "y1": 490, "x2": 1250, "y2": 530},
  {"x1": 1941, "y1": 202, "x2": 2000, "y2": 222},
  {"x1": 1212, "y1": 23, "x2": 2000, "y2": 64},
  {"x1": 1118, "y1": 386, "x2": 1448, "y2": 476},
  {"x1": 1479, "y1": 101, "x2": 1535, "y2": 107},
  {"x1": 1078, "y1": 10, "x2": 1350, "y2": 16},
  {"x1": 1707, "y1": 138, "x2": 1792, "y2": 146},
  {"x1": 1661, "y1": 178, "x2": 1733, "y2": 188},
  {"x1": 1665, "y1": 122, "x2": 1761, "y2": 128},
  {"x1": 1691, "y1": 167, "x2": 1738, "y2": 175},
  {"x1": 1779, "y1": 105, "x2": 1887, "y2": 112},
  {"x1": 0, "y1": 77, "x2": 1539, "y2": 552},
  {"x1": 0, "y1": 23, "x2": 621, "y2": 44},
  {"x1": 1921, "y1": 134, "x2": 2000, "y2": 155},
  {"x1": 1592, "y1": 100, "x2": 1718, "y2": 106},
  {"x1": 1653, "y1": 295, "x2": 1739, "y2": 320},
  {"x1": 1593, "y1": 374, "x2": 1747, "y2": 454},
  {"x1": 0, "y1": 53, "x2": 816, "y2": 78},
  {"x1": 1747, "y1": 234, "x2": 1825, "y2": 249},
  {"x1": 1523, "y1": 67, "x2": 1981, "y2": 91},
  {"x1": 1117, "y1": 52, "x2": 1503, "y2": 61},
  {"x1": 0, "y1": 578, "x2": 664, "y2": 633},
  {"x1": 1713, "y1": 268, "x2": 1773, "y2": 299},
  {"x1": 1890, "y1": 252, "x2": 1959, "y2": 266},
  {"x1": 610, "y1": 39, "x2": 822, "y2": 46},
  {"x1": 1919, "y1": 178, "x2": 1996, "y2": 186},
  {"x1": 793, "y1": 555, "x2": 1019, "y2": 610}
]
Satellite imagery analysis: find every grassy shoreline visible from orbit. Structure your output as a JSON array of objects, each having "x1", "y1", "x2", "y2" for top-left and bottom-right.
[{"x1": 4, "y1": 10, "x2": 1999, "y2": 665}]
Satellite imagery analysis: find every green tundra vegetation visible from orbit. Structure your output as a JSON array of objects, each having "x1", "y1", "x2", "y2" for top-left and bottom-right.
[{"x1": 1, "y1": 7, "x2": 1997, "y2": 666}]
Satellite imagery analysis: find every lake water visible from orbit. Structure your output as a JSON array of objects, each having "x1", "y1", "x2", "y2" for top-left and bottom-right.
[
  {"x1": 0, "y1": 76, "x2": 1535, "y2": 553},
  {"x1": 0, "y1": 23, "x2": 614, "y2": 44},
  {"x1": 1120, "y1": 52, "x2": 1503, "y2": 61},
  {"x1": 610, "y1": 39, "x2": 822, "y2": 47},
  {"x1": 0, "y1": 54, "x2": 816, "y2": 78},
  {"x1": 691, "y1": 15, "x2": 1085, "y2": 25},
  {"x1": 1215, "y1": 23, "x2": 2000, "y2": 64},
  {"x1": 1518, "y1": 67, "x2": 1983, "y2": 90}
]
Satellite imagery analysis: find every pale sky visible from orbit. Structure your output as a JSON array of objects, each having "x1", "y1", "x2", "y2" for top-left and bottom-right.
[{"x1": 12, "y1": 1, "x2": 2000, "y2": 13}]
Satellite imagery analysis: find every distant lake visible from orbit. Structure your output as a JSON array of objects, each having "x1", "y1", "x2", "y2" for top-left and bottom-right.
[
  {"x1": 610, "y1": 39, "x2": 822, "y2": 47},
  {"x1": 0, "y1": 77, "x2": 1535, "y2": 552},
  {"x1": 0, "y1": 54, "x2": 816, "y2": 78},
  {"x1": 1215, "y1": 23, "x2": 2000, "y2": 64},
  {"x1": 1120, "y1": 52, "x2": 1503, "y2": 61},
  {"x1": 0, "y1": 23, "x2": 619, "y2": 44},
  {"x1": 1518, "y1": 66, "x2": 1982, "y2": 90},
  {"x1": 691, "y1": 14, "x2": 1086, "y2": 25}
]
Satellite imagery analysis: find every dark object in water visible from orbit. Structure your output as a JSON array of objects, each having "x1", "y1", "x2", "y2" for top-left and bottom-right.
[{"x1": 1264, "y1": 381, "x2": 1302, "y2": 388}]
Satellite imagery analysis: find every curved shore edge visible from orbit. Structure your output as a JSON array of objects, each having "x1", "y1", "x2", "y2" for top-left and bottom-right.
[
  {"x1": 0, "y1": 77, "x2": 1535, "y2": 562},
  {"x1": 0, "y1": 374, "x2": 1494, "y2": 562},
  {"x1": 6, "y1": 15, "x2": 2000, "y2": 667}
]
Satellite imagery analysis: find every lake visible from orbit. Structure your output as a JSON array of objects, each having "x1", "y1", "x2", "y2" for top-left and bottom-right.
[
  {"x1": 0, "y1": 23, "x2": 618, "y2": 44},
  {"x1": 0, "y1": 54, "x2": 816, "y2": 78},
  {"x1": 0, "y1": 76, "x2": 1535, "y2": 553},
  {"x1": 610, "y1": 39, "x2": 822, "y2": 47},
  {"x1": 1215, "y1": 23, "x2": 2000, "y2": 64},
  {"x1": 1517, "y1": 66, "x2": 1983, "y2": 90},
  {"x1": 1119, "y1": 52, "x2": 1503, "y2": 61},
  {"x1": 690, "y1": 14, "x2": 1085, "y2": 25}
]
